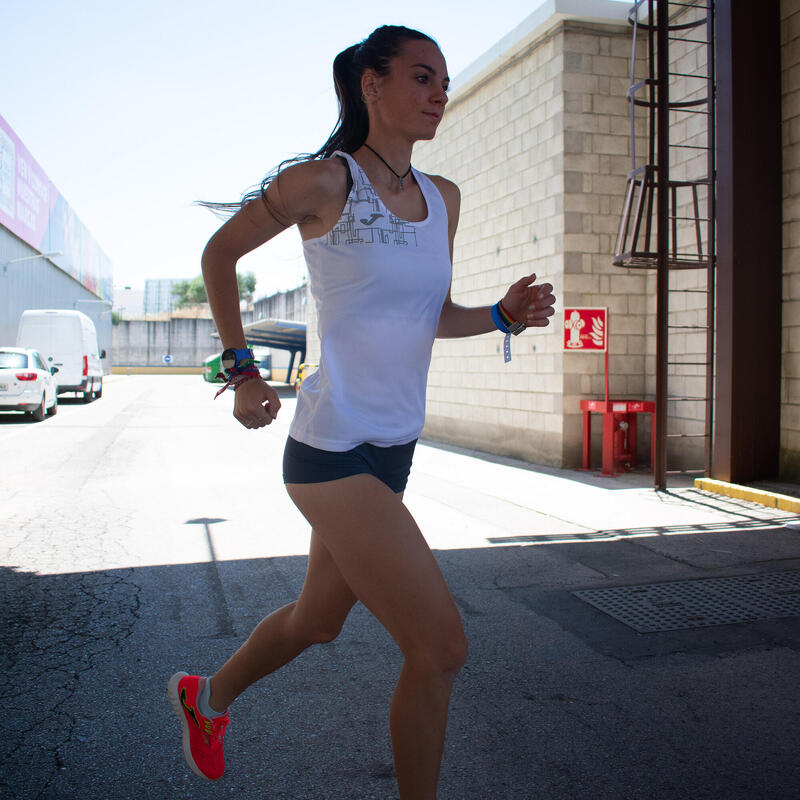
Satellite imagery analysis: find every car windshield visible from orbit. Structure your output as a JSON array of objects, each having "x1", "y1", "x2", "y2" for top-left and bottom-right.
[{"x1": 0, "y1": 352, "x2": 28, "y2": 369}]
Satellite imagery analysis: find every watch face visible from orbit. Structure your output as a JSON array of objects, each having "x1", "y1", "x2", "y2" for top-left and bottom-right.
[{"x1": 221, "y1": 349, "x2": 237, "y2": 370}]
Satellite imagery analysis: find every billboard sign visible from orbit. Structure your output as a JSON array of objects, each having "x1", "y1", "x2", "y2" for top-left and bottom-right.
[
  {"x1": 563, "y1": 307, "x2": 607, "y2": 352},
  {"x1": 0, "y1": 112, "x2": 112, "y2": 301}
]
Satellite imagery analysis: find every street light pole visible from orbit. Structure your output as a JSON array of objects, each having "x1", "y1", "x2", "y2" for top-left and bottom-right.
[{"x1": 2, "y1": 251, "x2": 63, "y2": 275}]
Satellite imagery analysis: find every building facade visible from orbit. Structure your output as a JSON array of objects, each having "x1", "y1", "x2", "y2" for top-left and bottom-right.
[
  {"x1": 0, "y1": 113, "x2": 113, "y2": 364},
  {"x1": 304, "y1": 1, "x2": 793, "y2": 484}
]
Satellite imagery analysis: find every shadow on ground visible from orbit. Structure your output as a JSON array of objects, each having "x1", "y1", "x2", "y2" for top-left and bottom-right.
[{"x1": 3, "y1": 528, "x2": 800, "y2": 800}]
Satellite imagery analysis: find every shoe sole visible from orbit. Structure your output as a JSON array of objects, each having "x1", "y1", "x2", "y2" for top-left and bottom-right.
[{"x1": 167, "y1": 671, "x2": 220, "y2": 781}]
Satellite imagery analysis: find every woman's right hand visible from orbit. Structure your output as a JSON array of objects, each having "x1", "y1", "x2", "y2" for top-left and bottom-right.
[{"x1": 232, "y1": 377, "x2": 281, "y2": 429}]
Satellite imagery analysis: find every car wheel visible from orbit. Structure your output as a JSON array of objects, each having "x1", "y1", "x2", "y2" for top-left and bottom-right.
[
  {"x1": 31, "y1": 396, "x2": 46, "y2": 422},
  {"x1": 46, "y1": 396, "x2": 58, "y2": 416},
  {"x1": 82, "y1": 380, "x2": 93, "y2": 402},
  {"x1": 93, "y1": 380, "x2": 102, "y2": 399}
]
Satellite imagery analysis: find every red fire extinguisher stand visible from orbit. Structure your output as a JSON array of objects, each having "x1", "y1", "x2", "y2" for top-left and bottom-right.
[{"x1": 564, "y1": 308, "x2": 655, "y2": 476}]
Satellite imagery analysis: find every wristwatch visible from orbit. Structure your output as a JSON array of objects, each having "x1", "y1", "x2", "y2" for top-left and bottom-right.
[{"x1": 220, "y1": 347, "x2": 255, "y2": 371}]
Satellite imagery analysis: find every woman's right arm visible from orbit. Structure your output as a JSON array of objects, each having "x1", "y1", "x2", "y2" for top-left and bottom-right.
[{"x1": 201, "y1": 160, "x2": 341, "y2": 429}]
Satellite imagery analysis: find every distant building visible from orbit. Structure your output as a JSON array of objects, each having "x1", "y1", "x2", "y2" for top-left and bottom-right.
[
  {"x1": 143, "y1": 278, "x2": 182, "y2": 314},
  {"x1": 113, "y1": 286, "x2": 145, "y2": 318}
]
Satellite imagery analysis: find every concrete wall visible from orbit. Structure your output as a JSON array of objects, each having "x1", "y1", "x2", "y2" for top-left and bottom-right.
[
  {"x1": 113, "y1": 284, "x2": 309, "y2": 375},
  {"x1": 643, "y1": 2, "x2": 713, "y2": 473},
  {"x1": 252, "y1": 284, "x2": 307, "y2": 322},
  {"x1": 413, "y1": 17, "x2": 644, "y2": 467},
  {"x1": 113, "y1": 317, "x2": 218, "y2": 367},
  {"x1": 782, "y1": 0, "x2": 800, "y2": 479},
  {"x1": 413, "y1": 22, "x2": 568, "y2": 465},
  {"x1": 559, "y1": 22, "x2": 650, "y2": 466}
]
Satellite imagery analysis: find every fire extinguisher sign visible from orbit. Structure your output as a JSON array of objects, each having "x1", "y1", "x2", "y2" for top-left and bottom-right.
[{"x1": 563, "y1": 307, "x2": 607, "y2": 352}]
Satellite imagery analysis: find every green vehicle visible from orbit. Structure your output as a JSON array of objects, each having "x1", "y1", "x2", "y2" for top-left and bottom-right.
[
  {"x1": 202, "y1": 353, "x2": 225, "y2": 383},
  {"x1": 202, "y1": 352, "x2": 271, "y2": 383}
]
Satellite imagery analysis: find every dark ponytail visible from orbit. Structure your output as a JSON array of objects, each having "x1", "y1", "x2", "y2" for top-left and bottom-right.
[{"x1": 199, "y1": 25, "x2": 438, "y2": 217}]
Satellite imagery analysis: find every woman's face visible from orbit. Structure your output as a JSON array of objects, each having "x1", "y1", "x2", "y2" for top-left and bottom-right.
[{"x1": 364, "y1": 39, "x2": 450, "y2": 141}]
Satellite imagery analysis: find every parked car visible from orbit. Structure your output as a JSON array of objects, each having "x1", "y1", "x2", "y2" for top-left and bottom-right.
[
  {"x1": 16, "y1": 309, "x2": 105, "y2": 402},
  {"x1": 0, "y1": 347, "x2": 58, "y2": 421}
]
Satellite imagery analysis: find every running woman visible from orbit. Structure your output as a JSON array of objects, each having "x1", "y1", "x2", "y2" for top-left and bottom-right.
[{"x1": 168, "y1": 24, "x2": 556, "y2": 799}]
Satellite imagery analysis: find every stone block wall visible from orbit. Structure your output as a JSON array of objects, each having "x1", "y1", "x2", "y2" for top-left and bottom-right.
[
  {"x1": 413, "y1": 18, "x2": 649, "y2": 467},
  {"x1": 414, "y1": 22, "x2": 567, "y2": 465},
  {"x1": 782, "y1": 0, "x2": 800, "y2": 479},
  {"x1": 640, "y1": 3, "x2": 714, "y2": 473},
  {"x1": 559, "y1": 22, "x2": 649, "y2": 465}
]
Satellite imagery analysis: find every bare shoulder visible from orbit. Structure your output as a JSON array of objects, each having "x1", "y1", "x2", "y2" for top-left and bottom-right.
[
  {"x1": 424, "y1": 173, "x2": 461, "y2": 232},
  {"x1": 425, "y1": 173, "x2": 461, "y2": 213},
  {"x1": 267, "y1": 156, "x2": 349, "y2": 236}
]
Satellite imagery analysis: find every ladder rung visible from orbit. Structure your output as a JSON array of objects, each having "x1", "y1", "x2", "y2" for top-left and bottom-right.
[
  {"x1": 669, "y1": 288, "x2": 708, "y2": 293},
  {"x1": 668, "y1": 325, "x2": 709, "y2": 330},
  {"x1": 666, "y1": 469, "x2": 707, "y2": 475},
  {"x1": 668, "y1": 362, "x2": 708, "y2": 366},
  {"x1": 666, "y1": 433, "x2": 709, "y2": 439},
  {"x1": 667, "y1": 396, "x2": 707, "y2": 402},
  {"x1": 671, "y1": 216, "x2": 712, "y2": 222},
  {"x1": 668, "y1": 71, "x2": 711, "y2": 80},
  {"x1": 668, "y1": 37, "x2": 710, "y2": 45}
]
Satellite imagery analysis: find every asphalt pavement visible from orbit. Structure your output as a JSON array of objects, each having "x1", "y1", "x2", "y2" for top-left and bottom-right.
[{"x1": 2, "y1": 374, "x2": 799, "y2": 800}]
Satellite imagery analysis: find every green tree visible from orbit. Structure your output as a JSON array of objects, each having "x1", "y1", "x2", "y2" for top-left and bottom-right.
[
  {"x1": 238, "y1": 271, "x2": 257, "y2": 303},
  {"x1": 171, "y1": 272, "x2": 257, "y2": 308}
]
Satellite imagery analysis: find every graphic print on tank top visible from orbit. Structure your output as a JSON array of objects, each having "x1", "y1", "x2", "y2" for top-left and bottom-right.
[{"x1": 325, "y1": 174, "x2": 419, "y2": 248}]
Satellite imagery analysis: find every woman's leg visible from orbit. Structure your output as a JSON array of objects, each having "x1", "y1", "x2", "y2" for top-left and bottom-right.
[
  {"x1": 207, "y1": 528, "x2": 357, "y2": 711},
  {"x1": 286, "y1": 474, "x2": 468, "y2": 800}
]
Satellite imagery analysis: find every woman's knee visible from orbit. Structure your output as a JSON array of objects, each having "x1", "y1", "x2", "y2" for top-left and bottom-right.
[{"x1": 405, "y1": 627, "x2": 469, "y2": 680}]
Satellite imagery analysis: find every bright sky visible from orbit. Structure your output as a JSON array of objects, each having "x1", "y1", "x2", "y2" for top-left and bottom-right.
[{"x1": 1, "y1": 0, "x2": 625, "y2": 300}]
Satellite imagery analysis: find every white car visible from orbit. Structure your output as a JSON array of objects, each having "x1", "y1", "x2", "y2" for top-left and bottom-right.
[{"x1": 0, "y1": 347, "x2": 58, "y2": 421}]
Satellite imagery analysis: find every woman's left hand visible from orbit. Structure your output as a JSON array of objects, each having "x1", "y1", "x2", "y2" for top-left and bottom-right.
[{"x1": 502, "y1": 273, "x2": 556, "y2": 328}]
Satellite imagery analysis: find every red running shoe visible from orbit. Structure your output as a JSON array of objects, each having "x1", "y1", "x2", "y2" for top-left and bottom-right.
[{"x1": 167, "y1": 672, "x2": 229, "y2": 780}]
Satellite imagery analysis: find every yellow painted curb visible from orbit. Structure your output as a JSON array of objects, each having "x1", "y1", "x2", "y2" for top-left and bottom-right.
[
  {"x1": 111, "y1": 366, "x2": 203, "y2": 375},
  {"x1": 694, "y1": 477, "x2": 800, "y2": 513}
]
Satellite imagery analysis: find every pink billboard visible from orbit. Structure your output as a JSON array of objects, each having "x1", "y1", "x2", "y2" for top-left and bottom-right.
[{"x1": 0, "y1": 112, "x2": 112, "y2": 300}]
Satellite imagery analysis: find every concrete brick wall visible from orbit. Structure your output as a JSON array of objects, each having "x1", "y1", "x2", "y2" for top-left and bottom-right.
[
  {"x1": 413, "y1": 19, "x2": 647, "y2": 466},
  {"x1": 649, "y1": 3, "x2": 713, "y2": 472},
  {"x1": 414, "y1": 22, "x2": 567, "y2": 465},
  {"x1": 559, "y1": 23, "x2": 650, "y2": 465},
  {"x1": 782, "y1": 0, "x2": 800, "y2": 479}
]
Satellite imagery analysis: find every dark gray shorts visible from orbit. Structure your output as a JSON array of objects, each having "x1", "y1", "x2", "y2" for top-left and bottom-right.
[{"x1": 282, "y1": 436, "x2": 417, "y2": 494}]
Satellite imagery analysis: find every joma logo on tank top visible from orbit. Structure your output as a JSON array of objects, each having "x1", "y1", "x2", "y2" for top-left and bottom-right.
[{"x1": 325, "y1": 182, "x2": 418, "y2": 248}]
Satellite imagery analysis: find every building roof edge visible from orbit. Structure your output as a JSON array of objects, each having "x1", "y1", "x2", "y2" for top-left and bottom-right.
[{"x1": 450, "y1": 0, "x2": 630, "y2": 99}]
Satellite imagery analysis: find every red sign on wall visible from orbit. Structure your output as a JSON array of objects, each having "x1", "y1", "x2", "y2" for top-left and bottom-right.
[{"x1": 563, "y1": 307, "x2": 607, "y2": 352}]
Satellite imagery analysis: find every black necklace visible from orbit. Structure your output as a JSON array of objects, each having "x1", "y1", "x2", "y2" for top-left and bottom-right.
[{"x1": 363, "y1": 143, "x2": 412, "y2": 190}]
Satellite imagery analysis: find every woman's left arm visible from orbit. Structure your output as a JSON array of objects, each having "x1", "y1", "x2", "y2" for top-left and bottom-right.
[{"x1": 432, "y1": 176, "x2": 556, "y2": 339}]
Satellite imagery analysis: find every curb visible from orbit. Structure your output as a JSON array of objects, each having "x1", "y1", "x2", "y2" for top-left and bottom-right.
[{"x1": 694, "y1": 477, "x2": 800, "y2": 513}]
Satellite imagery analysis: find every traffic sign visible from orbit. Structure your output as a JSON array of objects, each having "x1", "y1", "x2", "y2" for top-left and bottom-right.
[{"x1": 163, "y1": 354, "x2": 173, "y2": 364}]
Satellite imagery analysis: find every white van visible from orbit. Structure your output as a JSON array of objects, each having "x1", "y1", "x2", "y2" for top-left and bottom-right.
[{"x1": 16, "y1": 310, "x2": 105, "y2": 401}]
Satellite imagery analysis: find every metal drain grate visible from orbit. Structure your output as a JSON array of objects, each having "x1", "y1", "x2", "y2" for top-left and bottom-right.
[{"x1": 572, "y1": 570, "x2": 800, "y2": 633}]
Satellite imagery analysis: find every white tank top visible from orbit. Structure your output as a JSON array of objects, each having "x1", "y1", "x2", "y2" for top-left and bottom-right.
[{"x1": 289, "y1": 150, "x2": 452, "y2": 451}]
